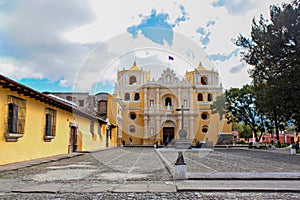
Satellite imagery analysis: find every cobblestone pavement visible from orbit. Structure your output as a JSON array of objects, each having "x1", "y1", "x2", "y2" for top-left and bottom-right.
[
  {"x1": 1, "y1": 191, "x2": 300, "y2": 199},
  {"x1": 159, "y1": 148, "x2": 300, "y2": 173},
  {"x1": 0, "y1": 148, "x2": 172, "y2": 183},
  {"x1": 1, "y1": 147, "x2": 300, "y2": 199}
]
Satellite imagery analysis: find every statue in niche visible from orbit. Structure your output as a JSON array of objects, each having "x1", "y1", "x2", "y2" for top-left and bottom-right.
[
  {"x1": 167, "y1": 102, "x2": 171, "y2": 111},
  {"x1": 166, "y1": 75, "x2": 171, "y2": 83}
]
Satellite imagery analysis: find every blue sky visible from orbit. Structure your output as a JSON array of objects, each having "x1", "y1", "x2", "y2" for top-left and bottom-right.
[{"x1": 0, "y1": 0, "x2": 291, "y2": 94}]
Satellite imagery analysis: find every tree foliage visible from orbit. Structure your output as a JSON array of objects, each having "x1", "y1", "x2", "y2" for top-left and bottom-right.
[
  {"x1": 225, "y1": 85, "x2": 273, "y2": 142},
  {"x1": 239, "y1": 123, "x2": 252, "y2": 139},
  {"x1": 232, "y1": 122, "x2": 252, "y2": 139},
  {"x1": 235, "y1": 0, "x2": 300, "y2": 137}
]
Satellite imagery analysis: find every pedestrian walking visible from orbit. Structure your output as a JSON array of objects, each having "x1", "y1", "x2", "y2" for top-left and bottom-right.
[
  {"x1": 129, "y1": 137, "x2": 132, "y2": 146},
  {"x1": 295, "y1": 141, "x2": 299, "y2": 153},
  {"x1": 291, "y1": 142, "x2": 296, "y2": 155}
]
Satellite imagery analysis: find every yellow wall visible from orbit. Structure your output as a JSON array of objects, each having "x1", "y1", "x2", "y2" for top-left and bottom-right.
[
  {"x1": 0, "y1": 87, "x2": 108, "y2": 165},
  {"x1": 107, "y1": 94, "x2": 118, "y2": 147},
  {"x1": 74, "y1": 115, "x2": 106, "y2": 152},
  {"x1": 0, "y1": 87, "x2": 69, "y2": 165}
]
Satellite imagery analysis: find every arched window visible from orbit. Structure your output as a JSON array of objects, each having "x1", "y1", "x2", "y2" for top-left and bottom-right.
[
  {"x1": 201, "y1": 76, "x2": 208, "y2": 85},
  {"x1": 129, "y1": 76, "x2": 137, "y2": 85},
  {"x1": 197, "y1": 93, "x2": 203, "y2": 101},
  {"x1": 134, "y1": 93, "x2": 140, "y2": 101},
  {"x1": 124, "y1": 93, "x2": 130, "y2": 101},
  {"x1": 207, "y1": 93, "x2": 213, "y2": 101},
  {"x1": 165, "y1": 97, "x2": 172, "y2": 106}
]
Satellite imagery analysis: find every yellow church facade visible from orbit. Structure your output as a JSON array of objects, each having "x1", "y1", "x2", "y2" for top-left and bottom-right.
[
  {"x1": 0, "y1": 74, "x2": 117, "y2": 165},
  {"x1": 114, "y1": 62, "x2": 231, "y2": 146}
]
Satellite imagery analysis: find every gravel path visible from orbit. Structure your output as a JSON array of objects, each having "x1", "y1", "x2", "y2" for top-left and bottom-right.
[{"x1": 1, "y1": 191, "x2": 300, "y2": 199}]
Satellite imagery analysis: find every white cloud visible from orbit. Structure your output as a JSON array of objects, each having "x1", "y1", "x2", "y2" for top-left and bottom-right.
[
  {"x1": 0, "y1": 0, "x2": 96, "y2": 86},
  {"x1": 0, "y1": 0, "x2": 293, "y2": 93},
  {"x1": 211, "y1": 0, "x2": 257, "y2": 16}
]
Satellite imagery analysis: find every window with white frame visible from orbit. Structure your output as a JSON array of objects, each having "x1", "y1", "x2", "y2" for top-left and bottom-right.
[
  {"x1": 124, "y1": 93, "x2": 130, "y2": 101},
  {"x1": 207, "y1": 93, "x2": 213, "y2": 101},
  {"x1": 6, "y1": 95, "x2": 26, "y2": 135},
  {"x1": 201, "y1": 76, "x2": 208, "y2": 85},
  {"x1": 198, "y1": 93, "x2": 203, "y2": 101},
  {"x1": 45, "y1": 108, "x2": 57, "y2": 137}
]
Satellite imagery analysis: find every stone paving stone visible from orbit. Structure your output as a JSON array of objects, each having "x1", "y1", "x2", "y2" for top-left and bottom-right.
[
  {"x1": 148, "y1": 183, "x2": 177, "y2": 192},
  {"x1": 113, "y1": 184, "x2": 149, "y2": 192},
  {"x1": 1, "y1": 147, "x2": 300, "y2": 198}
]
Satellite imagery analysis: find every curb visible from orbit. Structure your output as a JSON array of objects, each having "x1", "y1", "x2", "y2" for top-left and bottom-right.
[
  {"x1": 0, "y1": 146, "x2": 121, "y2": 172},
  {"x1": 0, "y1": 153, "x2": 85, "y2": 172},
  {"x1": 155, "y1": 149, "x2": 176, "y2": 178}
]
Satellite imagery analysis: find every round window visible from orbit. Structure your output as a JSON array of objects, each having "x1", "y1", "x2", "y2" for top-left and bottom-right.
[
  {"x1": 202, "y1": 125, "x2": 209, "y2": 133},
  {"x1": 201, "y1": 112, "x2": 209, "y2": 120},
  {"x1": 129, "y1": 125, "x2": 136, "y2": 133},
  {"x1": 129, "y1": 112, "x2": 137, "y2": 120}
]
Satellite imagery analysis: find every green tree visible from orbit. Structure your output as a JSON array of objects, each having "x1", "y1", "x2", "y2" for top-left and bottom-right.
[
  {"x1": 225, "y1": 85, "x2": 272, "y2": 142},
  {"x1": 235, "y1": 1, "x2": 300, "y2": 140},
  {"x1": 232, "y1": 122, "x2": 252, "y2": 139},
  {"x1": 239, "y1": 123, "x2": 252, "y2": 139}
]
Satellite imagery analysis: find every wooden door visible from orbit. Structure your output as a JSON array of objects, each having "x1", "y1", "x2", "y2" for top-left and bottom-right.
[
  {"x1": 69, "y1": 127, "x2": 77, "y2": 152},
  {"x1": 163, "y1": 127, "x2": 174, "y2": 145}
]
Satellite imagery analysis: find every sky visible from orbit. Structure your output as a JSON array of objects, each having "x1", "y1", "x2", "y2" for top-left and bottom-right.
[{"x1": 0, "y1": 0, "x2": 291, "y2": 94}]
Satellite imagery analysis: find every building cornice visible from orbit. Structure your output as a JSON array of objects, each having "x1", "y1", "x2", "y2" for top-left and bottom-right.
[{"x1": 0, "y1": 74, "x2": 106, "y2": 123}]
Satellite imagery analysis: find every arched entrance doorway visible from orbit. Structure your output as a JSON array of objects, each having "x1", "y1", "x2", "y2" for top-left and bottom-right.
[{"x1": 162, "y1": 120, "x2": 175, "y2": 145}]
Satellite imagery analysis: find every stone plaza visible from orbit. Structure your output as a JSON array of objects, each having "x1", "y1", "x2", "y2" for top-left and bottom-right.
[{"x1": 0, "y1": 147, "x2": 300, "y2": 199}]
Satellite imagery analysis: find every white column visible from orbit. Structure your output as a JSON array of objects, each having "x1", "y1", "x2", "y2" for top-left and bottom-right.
[
  {"x1": 156, "y1": 88, "x2": 160, "y2": 111},
  {"x1": 144, "y1": 88, "x2": 148, "y2": 111},
  {"x1": 156, "y1": 116, "x2": 161, "y2": 140},
  {"x1": 189, "y1": 116, "x2": 194, "y2": 142},
  {"x1": 178, "y1": 88, "x2": 182, "y2": 106},
  {"x1": 189, "y1": 88, "x2": 193, "y2": 111},
  {"x1": 144, "y1": 116, "x2": 148, "y2": 140}
]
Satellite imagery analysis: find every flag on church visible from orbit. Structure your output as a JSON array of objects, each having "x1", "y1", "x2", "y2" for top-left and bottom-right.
[{"x1": 168, "y1": 55, "x2": 174, "y2": 60}]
